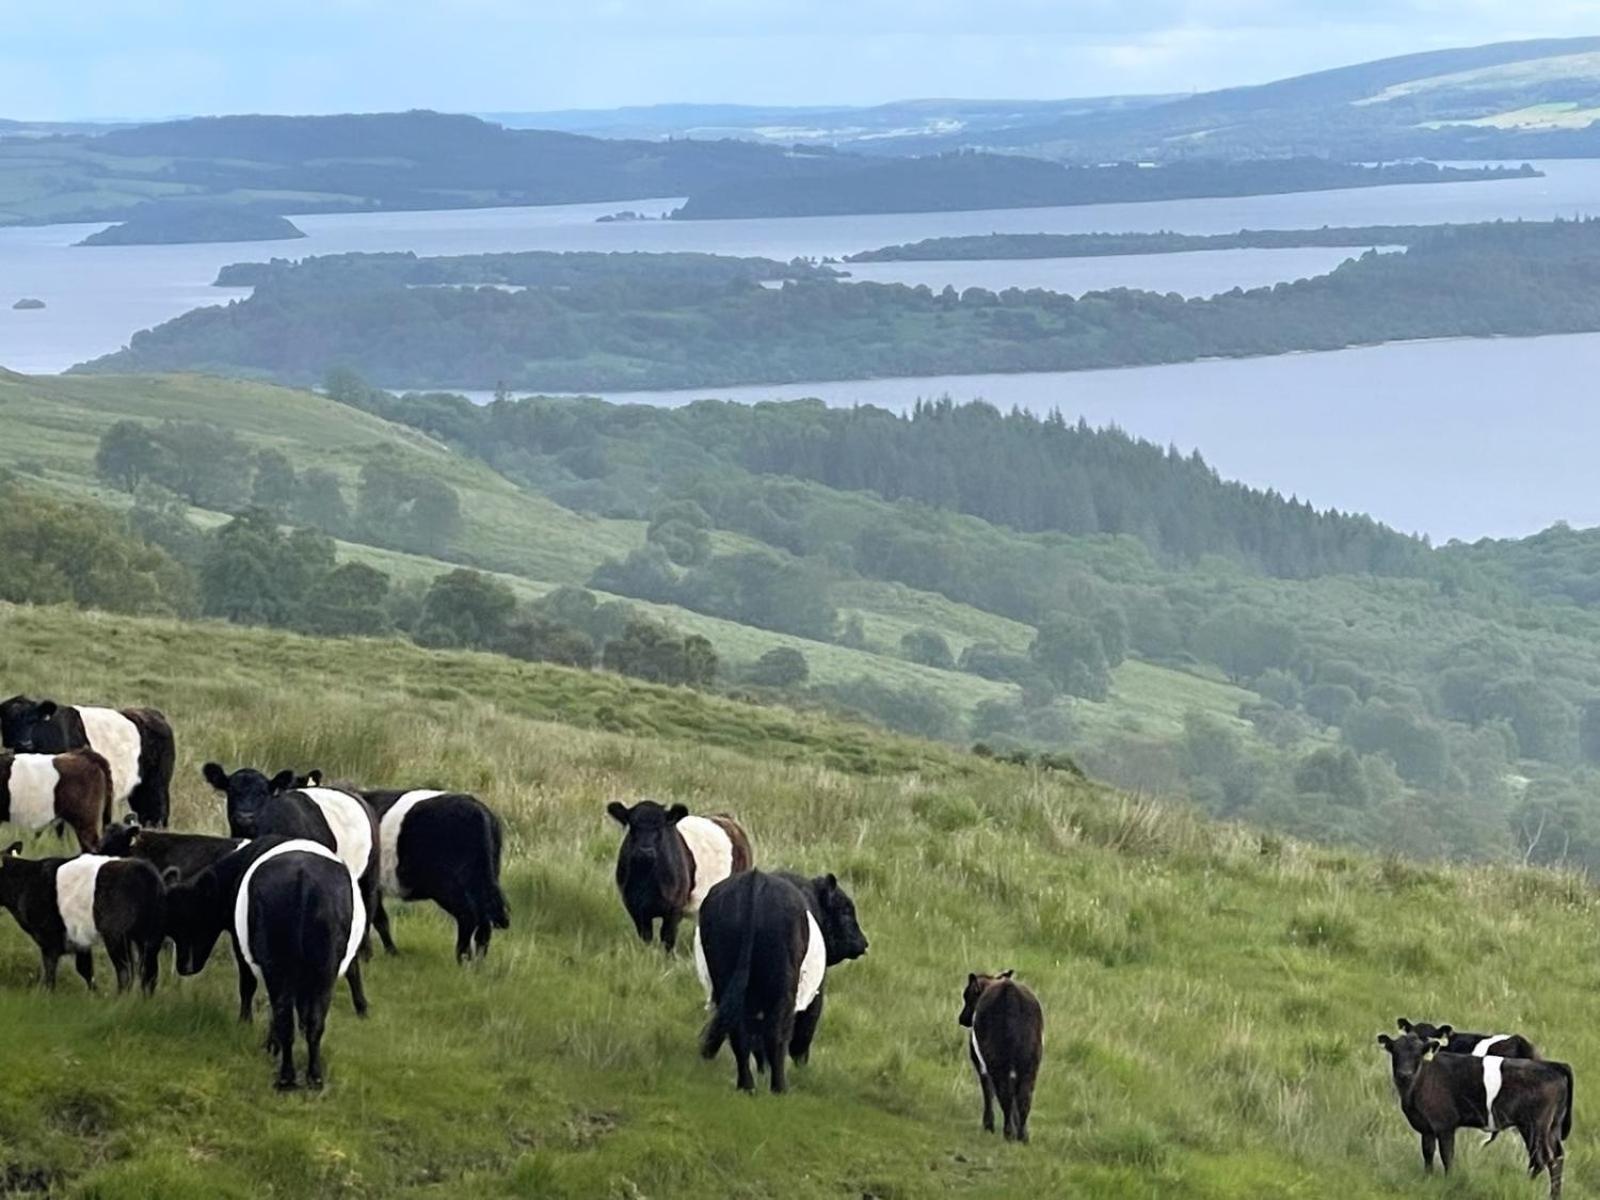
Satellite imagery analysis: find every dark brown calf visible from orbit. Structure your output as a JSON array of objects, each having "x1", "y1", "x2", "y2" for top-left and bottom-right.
[
  {"x1": 1377, "y1": 1031, "x2": 1571, "y2": 1198},
  {"x1": 960, "y1": 970, "x2": 1044, "y2": 1143},
  {"x1": 0, "y1": 748, "x2": 113, "y2": 851}
]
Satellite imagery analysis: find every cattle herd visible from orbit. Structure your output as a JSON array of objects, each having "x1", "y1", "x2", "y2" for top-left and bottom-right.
[{"x1": 0, "y1": 691, "x2": 1581, "y2": 1194}]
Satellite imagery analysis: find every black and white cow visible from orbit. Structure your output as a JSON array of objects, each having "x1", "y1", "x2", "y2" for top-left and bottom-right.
[
  {"x1": 0, "y1": 843, "x2": 165, "y2": 993},
  {"x1": 0, "y1": 747, "x2": 113, "y2": 851},
  {"x1": 1397, "y1": 1017, "x2": 1538, "y2": 1061},
  {"x1": 607, "y1": 800, "x2": 754, "y2": 953},
  {"x1": 164, "y1": 835, "x2": 367, "y2": 1090},
  {"x1": 356, "y1": 787, "x2": 510, "y2": 961},
  {"x1": 960, "y1": 969, "x2": 1045, "y2": 1143},
  {"x1": 99, "y1": 816, "x2": 243, "y2": 882},
  {"x1": 1377, "y1": 1030, "x2": 1572, "y2": 1197},
  {"x1": 0, "y1": 696, "x2": 174, "y2": 827},
  {"x1": 694, "y1": 868, "x2": 869, "y2": 1093},
  {"x1": 201, "y1": 764, "x2": 379, "y2": 959}
]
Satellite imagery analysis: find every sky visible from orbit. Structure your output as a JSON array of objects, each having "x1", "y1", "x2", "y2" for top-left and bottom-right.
[{"x1": 3, "y1": 1, "x2": 1600, "y2": 120}]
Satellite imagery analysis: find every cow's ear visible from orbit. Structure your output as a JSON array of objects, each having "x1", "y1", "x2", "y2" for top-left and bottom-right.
[
  {"x1": 269, "y1": 770, "x2": 297, "y2": 793},
  {"x1": 304, "y1": 769, "x2": 323, "y2": 786},
  {"x1": 606, "y1": 801, "x2": 631, "y2": 827},
  {"x1": 124, "y1": 811, "x2": 140, "y2": 827},
  {"x1": 160, "y1": 866, "x2": 181, "y2": 887},
  {"x1": 967, "y1": 972, "x2": 978, "y2": 985},
  {"x1": 3, "y1": 841, "x2": 21, "y2": 857},
  {"x1": 1000, "y1": 968, "x2": 1015, "y2": 979},
  {"x1": 1396, "y1": 1017, "x2": 1412, "y2": 1031},
  {"x1": 1424, "y1": 1040, "x2": 1441, "y2": 1060},
  {"x1": 1377, "y1": 1034, "x2": 1393, "y2": 1049},
  {"x1": 824, "y1": 872, "x2": 838, "y2": 891},
  {"x1": 34, "y1": 701, "x2": 57, "y2": 719},
  {"x1": 1437, "y1": 1025, "x2": 1453, "y2": 1039},
  {"x1": 667, "y1": 803, "x2": 688, "y2": 822},
  {"x1": 201, "y1": 762, "x2": 229, "y2": 791}
]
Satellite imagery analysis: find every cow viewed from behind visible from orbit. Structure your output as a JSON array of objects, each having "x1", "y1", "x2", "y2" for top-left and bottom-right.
[
  {"x1": 0, "y1": 747, "x2": 113, "y2": 851},
  {"x1": 960, "y1": 969, "x2": 1044, "y2": 1143},
  {"x1": 0, "y1": 843, "x2": 165, "y2": 993},
  {"x1": 608, "y1": 799, "x2": 753, "y2": 953},
  {"x1": 694, "y1": 868, "x2": 868, "y2": 1093},
  {"x1": 1397, "y1": 1017, "x2": 1538, "y2": 1061},
  {"x1": 0, "y1": 696, "x2": 174, "y2": 827},
  {"x1": 1377, "y1": 1030, "x2": 1571, "y2": 1197}
]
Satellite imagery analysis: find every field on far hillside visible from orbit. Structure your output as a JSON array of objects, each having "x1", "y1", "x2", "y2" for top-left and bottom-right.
[{"x1": 0, "y1": 601, "x2": 1592, "y2": 1198}]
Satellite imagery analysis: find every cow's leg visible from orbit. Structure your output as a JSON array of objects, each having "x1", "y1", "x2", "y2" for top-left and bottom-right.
[
  {"x1": 660, "y1": 912, "x2": 683, "y2": 955},
  {"x1": 994, "y1": 1072, "x2": 1018, "y2": 1141},
  {"x1": 453, "y1": 912, "x2": 475, "y2": 962},
  {"x1": 371, "y1": 896, "x2": 398, "y2": 956},
  {"x1": 768, "y1": 1008, "x2": 795, "y2": 1094},
  {"x1": 39, "y1": 949, "x2": 58, "y2": 990},
  {"x1": 139, "y1": 930, "x2": 162, "y2": 995},
  {"x1": 1548, "y1": 1135, "x2": 1565, "y2": 1200},
  {"x1": 269, "y1": 987, "x2": 298, "y2": 1090},
  {"x1": 74, "y1": 950, "x2": 95, "y2": 992},
  {"x1": 301, "y1": 986, "x2": 331, "y2": 1090},
  {"x1": 1014, "y1": 1073, "x2": 1036, "y2": 1144},
  {"x1": 1437, "y1": 1129, "x2": 1456, "y2": 1173},
  {"x1": 70, "y1": 815, "x2": 99, "y2": 853},
  {"x1": 978, "y1": 1068, "x2": 997, "y2": 1133},
  {"x1": 790, "y1": 992, "x2": 824, "y2": 1064},
  {"x1": 729, "y1": 1021, "x2": 755, "y2": 1092},
  {"x1": 106, "y1": 936, "x2": 132, "y2": 993},
  {"x1": 235, "y1": 954, "x2": 258, "y2": 1023},
  {"x1": 346, "y1": 956, "x2": 370, "y2": 1017},
  {"x1": 1420, "y1": 1132, "x2": 1436, "y2": 1172},
  {"x1": 473, "y1": 920, "x2": 492, "y2": 958},
  {"x1": 631, "y1": 912, "x2": 654, "y2": 944}
]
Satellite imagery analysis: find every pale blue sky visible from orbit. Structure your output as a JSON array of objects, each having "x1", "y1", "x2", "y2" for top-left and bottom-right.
[{"x1": 4, "y1": 1, "x2": 1600, "y2": 120}]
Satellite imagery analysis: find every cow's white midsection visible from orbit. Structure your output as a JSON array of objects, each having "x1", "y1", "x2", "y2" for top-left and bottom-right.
[
  {"x1": 1482, "y1": 1056, "x2": 1505, "y2": 1129},
  {"x1": 693, "y1": 926, "x2": 714, "y2": 1007},
  {"x1": 7, "y1": 754, "x2": 60, "y2": 828},
  {"x1": 55, "y1": 855, "x2": 108, "y2": 949},
  {"x1": 236, "y1": 839, "x2": 365, "y2": 986},
  {"x1": 77, "y1": 708, "x2": 140, "y2": 803},
  {"x1": 795, "y1": 912, "x2": 825, "y2": 1012},
  {"x1": 301, "y1": 787, "x2": 373, "y2": 880},
  {"x1": 1473, "y1": 1035, "x2": 1512, "y2": 1057},
  {"x1": 676, "y1": 815, "x2": 734, "y2": 913},
  {"x1": 378, "y1": 790, "x2": 444, "y2": 897}
]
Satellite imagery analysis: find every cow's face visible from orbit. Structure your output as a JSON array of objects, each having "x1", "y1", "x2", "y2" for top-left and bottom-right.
[
  {"x1": 202, "y1": 762, "x2": 297, "y2": 837},
  {"x1": 607, "y1": 800, "x2": 688, "y2": 863},
  {"x1": 1395, "y1": 1017, "x2": 1452, "y2": 1042},
  {"x1": 958, "y1": 969, "x2": 1015, "y2": 1027},
  {"x1": 812, "y1": 873, "x2": 869, "y2": 965},
  {"x1": 98, "y1": 818, "x2": 141, "y2": 858},
  {"x1": 164, "y1": 867, "x2": 225, "y2": 975},
  {"x1": 1377, "y1": 1031, "x2": 1438, "y2": 1084},
  {"x1": 0, "y1": 841, "x2": 27, "y2": 908},
  {"x1": 0, "y1": 696, "x2": 55, "y2": 751}
]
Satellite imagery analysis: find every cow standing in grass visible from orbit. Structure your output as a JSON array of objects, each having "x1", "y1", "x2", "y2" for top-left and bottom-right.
[
  {"x1": 1397, "y1": 1017, "x2": 1538, "y2": 1060},
  {"x1": 0, "y1": 696, "x2": 174, "y2": 827},
  {"x1": 694, "y1": 868, "x2": 868, "y2": 1093},
  {"x1": 99, "y1": 817, "x2": 242, "y2": 881},
  {"x1": 1376, "y1": 1030, "x2": 1571, "y2": 1197},
  {"x1": 608, "y1": 800, "x2": 753, "y2": 953},
  {"x1": 165, "y1": 836, "x2": 366, "y2": 1090},
  {"x1": 0, "y1": 748, "x2": 113, "y2": 851},
  {"x1": 960, "y1": 969, "x2": 1044, "y2": 1143},
  {"x1": 0, "y1": 842, "x2": 165, "y2": 993}
]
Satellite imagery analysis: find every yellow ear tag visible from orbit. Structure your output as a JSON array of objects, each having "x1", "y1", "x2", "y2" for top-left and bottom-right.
[{"x1": 1424, "y1": 1046, "x2": 1438, "y2": 1062}]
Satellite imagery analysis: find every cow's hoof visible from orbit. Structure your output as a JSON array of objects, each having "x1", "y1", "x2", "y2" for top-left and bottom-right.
[{"x1": 274, "y1": 1076, "x2": 299, "y2": 1092}]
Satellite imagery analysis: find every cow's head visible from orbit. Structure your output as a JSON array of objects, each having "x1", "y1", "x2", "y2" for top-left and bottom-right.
[
  {"x1": 163, "y1": 864, "x2": 226, "y2": 976},
  {"x1": 202, "y1": 762, "x2": 298, "y2": 837},
  {"x1": 0, "y1": 696, "x2": 57, "y2": 752},
  {"x1": 1395, "y1": 1017, "x2": 1453, "y2": 1042},
  {"x1": 1377, "y1": 1031, "x2": 1440, "y2": 1086},
  {"x1": 809, "y1": 873, "x2": 869, "y2": 965},
  {"x1": 607, "y1": 800, "x2": 688, "y2": 863},
  {"x1": 0, "y1": 841, "x2": 38, "y2": 910},
  {"x1": 98, "y1": 816, "x2": 142, "y2": 858},
  {"x1": 958, "y1": 969, "x2": 1015, "y2": 1027}
]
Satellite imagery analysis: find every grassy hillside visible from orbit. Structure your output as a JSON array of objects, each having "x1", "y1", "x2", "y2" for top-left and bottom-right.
[{"x1": 0, "y1": 601, "x2": 1593, "y2": 1197}]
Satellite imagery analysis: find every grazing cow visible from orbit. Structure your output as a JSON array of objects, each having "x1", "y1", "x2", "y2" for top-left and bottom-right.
[
  {"x1": 0, "y1": 696, "x2": 175, "y2": 827},
  {"x1": 0, "y1": 842, "x2": 164, "y2": 993},
  {"x1": 694, "y1": 868, "x2": 869, "y2": 1093},
  {"x1": 358, "y1": 787, "x2": 510, "y2": 961},
  {"x1": 960, "y1": 969, "x2": 1044, "y2": 1143},
  {"x1": 1376, "y1": 1031, "x2": 1572, "y2": 1197},
  {"x1": 1397, "y1": 1017, "x2": 1538, "y2": 1060},
  {"x1": 201, "y1": 763, "x2": 379, "y2": 956},
  {"x1": 607, "y1": 799, "x2": 753, "y2": 953},
  {"x1": 164, "y1": 836, "x2": 366, "y2": 1089},
  {"x1": 99, "y1": 816, "x2": 242, "y2": 881},
  {"x1": 0, "y1": 748, "x2": 113, "y2": 851}
]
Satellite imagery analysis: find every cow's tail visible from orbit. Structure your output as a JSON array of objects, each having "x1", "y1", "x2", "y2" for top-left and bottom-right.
[
  {"x1": 700, "y1": 881, "x2": 756, "y2": 1060},
  {"x1": 1556, "y1": 1061, "x2": 1574, "y2": 1141},
  {"x1": 86, "y1": 749, "x2": 114, "y2": 828},
  {"x1": 481, "y1": 807, "x2": 510, "y2": 930}
]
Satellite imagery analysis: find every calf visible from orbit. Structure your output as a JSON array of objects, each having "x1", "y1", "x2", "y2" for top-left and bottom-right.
[
  {"x1": 694, "y1": 868, "x2": 868, "y2": 1093},
  {"x1": 0, "y1": 748, "x2": 112, "y2": 851},
  {"x1": 960, "y1": 970, "x2": 1044, "y2": 1143},
  {"x1": 0, "y1": 695, "x2": 174, "y2": 827},
  {"x1": 1377, "y1": 1030, "x2": 1572, "y2": 1197},
  {"x1": 0, "y1": 843, "x2": 164, "y2": 993},
  {"x1": 165, "y1": 836, "x2": 367, "y2": 1090},
  {"x1": 1397, "y1": 1017, "x2": 1538, "y2": 1060},
  {"x1": 99, "y1": 816, "x2": 242, "y2": 881},
  {"x1": 201, "y1": 763, "x2": 379, "y2": 957},
  {"x1": 360, "y1": 787, "x2": 510, "y2": 961},
  {"x1": 607, "y1": 799, "x2": 753, "y2": 952}
]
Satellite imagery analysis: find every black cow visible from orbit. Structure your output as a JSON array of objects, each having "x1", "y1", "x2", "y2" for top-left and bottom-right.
[
  {"x1": 201, "y1": 764, "x2": 379, "y2": 958},
  {"x1": 1397, "y1": 1017, "x2": 1538, "y2": 1060},
  {"x1": 1377, "y1": 1030, "x2": 1572, "y2": 1197},
  {"x1": 960, "y1": 969, "x2": 1044, "y2": 1143},
  {"x1": 0, "y1": 842, "x2": 165, "y2": 993},
  {"x1": 608, "y1": 799, "x2": 754, "y2": 953},
  {"x1": 0, "y1": 695, "x2": 175, "y2": 827},
  {"x1": 99, "y1": 816, "x2": 242, "y2": 881},
  {"x1": 165, "y1": 835, "x2": 367, "y2": 1089},
  {"x1": 695, "y1": 868, "x2": 868, "y2": 1093},
  {"x1": 0, "y1": 747, "x2": 113, "y2": 851},
  {"x1": 359, "y1": 787, "x2": 510, "y2": 961}
]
